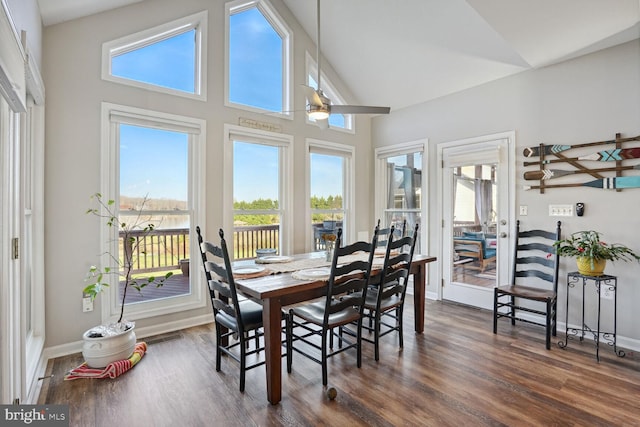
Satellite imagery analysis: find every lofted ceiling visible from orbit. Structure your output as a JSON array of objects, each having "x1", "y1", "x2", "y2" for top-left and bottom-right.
[{"x1": 38, "y1": 0, "x2": 640, "y2": 112}]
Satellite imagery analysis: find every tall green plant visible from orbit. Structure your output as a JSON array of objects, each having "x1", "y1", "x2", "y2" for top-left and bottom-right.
[{"x1": 84, "y1": 193, "x2": 173, "y2": 324}]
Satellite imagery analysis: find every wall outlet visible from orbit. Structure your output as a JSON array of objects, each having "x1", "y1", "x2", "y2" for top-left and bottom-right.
[
  {"x1": 83, "y1": 294, "x2": 93, "y2": 312},
  {"x1": 549, "y1": 204, "x2": 573, "y2": 216}
]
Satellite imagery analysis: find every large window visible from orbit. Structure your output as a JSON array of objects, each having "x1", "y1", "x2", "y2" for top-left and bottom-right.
[
  {"x1": 308, "y1": 140, "x2": 354, "y2": 250},
  {"x1": 101, "y1": 103, "x2": 206, "y2": 321},
  {"x1": 224, "y1": 125, "x2": 293, "y2": 258},
  {"x1": 226, "y1": 0, "x2": 292, "y2": 115},
  {"x1": 102, "y1": 11, "x2": 208, "y2": 100}
]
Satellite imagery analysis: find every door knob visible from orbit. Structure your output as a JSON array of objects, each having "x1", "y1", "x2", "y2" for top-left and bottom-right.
[
  {"x1": 500, "y1": 232, "x2": 507, "y2": 238},
  {"x1": 500, "y1": 220, "x2": 507, "y2": 225}
]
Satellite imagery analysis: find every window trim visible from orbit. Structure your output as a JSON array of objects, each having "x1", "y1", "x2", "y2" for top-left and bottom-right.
[
  {"x1": 375, "y1": 140, "x2": 428, "y2": 254},
  {"x1": 306, "y1": 139, "x2": 355, "y2": 248},
  {"x1": 224, "y1": 0, "x2": 293, "y2": 118},
  {"x1": 100, "y1": 102, "x2": 207, "y2": 322},
  {"x1": 101, "y1": 11, "x2": 208, "y2": 101},
  {"x1": 305, "y1": 52, "x2": 354, "y2": 133}
]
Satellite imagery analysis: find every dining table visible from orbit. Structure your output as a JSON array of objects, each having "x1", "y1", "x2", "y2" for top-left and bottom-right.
[{"x1": 233, "y1": 251, "x2": 437, "y2": 405}]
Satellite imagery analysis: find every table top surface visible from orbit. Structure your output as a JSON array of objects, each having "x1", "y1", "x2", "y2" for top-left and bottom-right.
[{"x1": 233, "y1": 252, "x2": 436, "y2": 299}]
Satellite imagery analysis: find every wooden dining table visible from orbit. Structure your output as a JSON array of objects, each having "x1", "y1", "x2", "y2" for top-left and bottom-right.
[{"x1": 233, "y1": 252, "x2": 437, "y2": 405}]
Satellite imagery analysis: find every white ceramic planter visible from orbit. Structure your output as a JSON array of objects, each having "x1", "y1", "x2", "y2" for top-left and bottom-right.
[{"x1": 82, "y1": 322, "x2": 136, "y2": 368}]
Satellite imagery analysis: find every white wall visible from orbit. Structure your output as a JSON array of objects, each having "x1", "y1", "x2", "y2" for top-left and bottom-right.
[
  {"x1": 373, "y1": 40, "x2": 640, "y2": 342},
  {"x1": 41, "y1": 0, "x2": 374, "y2": 348}
]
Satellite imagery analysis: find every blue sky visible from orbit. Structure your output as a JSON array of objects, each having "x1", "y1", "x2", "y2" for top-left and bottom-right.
[
  {"x1": 116, "y1": 6, "x2": 342, "y2": 202},
  {"x1": 233, "y1": 142, "x2": 343, "y2": 202}
]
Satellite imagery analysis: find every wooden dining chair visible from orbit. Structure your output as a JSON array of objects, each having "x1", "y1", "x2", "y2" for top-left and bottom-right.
[
  {"x1": 376, "y1": 218, "x2": 407, "y2": 248},
  {"x1": 196, "y1": 226, "x2": 282, "y2": 392},
  {"x1": 351, "y1": 223, "x2": 419, "y2": 361},
  {"x1": 285, "y1": 228, "x2": 378, "y2": 386},
  {"x1": 493, "y1": 220, "x2": 561, "y2": 350}
]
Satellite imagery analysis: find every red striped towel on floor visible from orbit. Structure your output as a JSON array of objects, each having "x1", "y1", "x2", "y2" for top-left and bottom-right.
[{"x1": 64, "y1": 342, "x2": 147, "y2": 380}]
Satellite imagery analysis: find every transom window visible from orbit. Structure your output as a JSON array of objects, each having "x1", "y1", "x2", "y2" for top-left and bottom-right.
[
  {"x1": 102, "y1": 11, "x2": 207, "y2": 100},
  {"x1": 226, "y1": 0, "x2": 292, "y2": 115}
]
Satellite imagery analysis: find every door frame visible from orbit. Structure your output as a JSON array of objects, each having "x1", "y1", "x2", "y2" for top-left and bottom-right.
[{"x1": 437, "y1": 131, "x2": 516, "y2": 308}]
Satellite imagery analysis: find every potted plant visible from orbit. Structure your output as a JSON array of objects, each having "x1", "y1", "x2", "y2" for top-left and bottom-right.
[
  {"x1": 553, "y1": 230, "x2": 640, "y2": 276},
  {"x1": 82, "y1": 193, "x2": 173, "y2": 367}
]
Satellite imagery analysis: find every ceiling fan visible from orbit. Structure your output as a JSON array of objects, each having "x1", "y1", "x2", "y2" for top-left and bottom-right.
[{"x1": 304, "y1": 0, "x2": 390, "y2": 129}]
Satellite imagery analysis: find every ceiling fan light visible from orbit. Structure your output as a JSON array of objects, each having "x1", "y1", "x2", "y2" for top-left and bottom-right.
[{"x1": 308, "y1": 108, "x2": 329, "y2": 121}]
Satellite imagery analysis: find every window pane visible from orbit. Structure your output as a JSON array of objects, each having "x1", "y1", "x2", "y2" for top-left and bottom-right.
[
  {"x1": 229, "y1": 7, "x2": 282, "y2": 111},
  {"x1": 119, "y1": 125, "x2": 190, "y2": 303},
  {"x1": 310, "y1": 153, "x2": 343, "y2": 208},
  {"x1": 112, "y1": 30, "x2": 196, "y2": 93},
  {"x1": 385, "y1": 153, "x2": 422, "y2": 210},
  {"x1": 310, "y1": 153, "x2": 345, "y2": 250},
  {"x1": 233, "y1": 141, "x2": 279, "y2": 205},
  {"x1": 383, "y1": 152, "x2": 422, "y2": 250},
  {"x1": 233, "y1": 141, "x2": 281, "y2": 259},
  {"x1": 120, "y1": 125, "x2": 188, "y2": 203}
]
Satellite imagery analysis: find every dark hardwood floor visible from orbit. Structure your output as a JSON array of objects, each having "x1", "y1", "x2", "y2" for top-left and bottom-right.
[{"x1": 39, "y1": 297, "x2": 640, "y2": 426}]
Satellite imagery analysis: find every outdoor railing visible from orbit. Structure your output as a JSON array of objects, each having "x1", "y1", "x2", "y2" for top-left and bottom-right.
[
  {"x1": 233, "y1": 224, "x2": 279, "y2": 259},
  {"x1": 124, "y1": 223, "x2": 333, "y2": 276},
  {"x1": 122, "y1": 228, "x2": 190, "y2": 274}
]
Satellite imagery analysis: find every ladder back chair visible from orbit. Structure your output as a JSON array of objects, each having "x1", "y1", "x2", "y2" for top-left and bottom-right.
[
  {"x1": 493, "y1": 220, "x2": 561, "y2": 350},
  {"x1": 376, "y1": 218, "x2": 407, "y2": 248},
  {"x1": 196, "y1": 226, "x2": 280, "y2": 392},
  {"x1": 286, "y1": 228, "x2": 378, "y2": 386},
  {"x1": 360, "y1": 223, "x2": 419, "y2": 361}
]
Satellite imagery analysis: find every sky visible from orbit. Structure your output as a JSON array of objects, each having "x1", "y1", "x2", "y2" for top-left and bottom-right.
[{"x1": 114, "y1": 5, "x2": 343, "y2": 202}]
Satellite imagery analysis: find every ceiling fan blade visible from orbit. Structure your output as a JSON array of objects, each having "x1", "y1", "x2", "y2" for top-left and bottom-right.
[
  {"x1": 330, "y1": 105, "x2": 391, "y2": 115},
  {"x1": 302, "y1": 85, "x2": 323, "y2": 107}
]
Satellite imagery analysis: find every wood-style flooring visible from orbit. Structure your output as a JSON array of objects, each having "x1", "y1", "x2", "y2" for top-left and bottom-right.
[{"x1": 38, "y1": 297, "x2": 640, "y2": 426}]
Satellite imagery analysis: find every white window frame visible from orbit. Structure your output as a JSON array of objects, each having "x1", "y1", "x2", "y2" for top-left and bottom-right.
[
  {"x1": 375, "y1": 139, "x2": 428, "y2": 254},
  {"x1": 306, "y1": 139, "x2": 355, "y2": 248},
  {"x1": 225, "y1": 0, "x2": 293, "y2": 118},
  {"x1": 101, "y1": 11, "x2": 208, "y2": 101},
  {"x1": 100, "y1": 102, "x2": 206, "y2": 322},
  {"x1": 223, "y1": 124, "x2": 293, "y2": 256}
]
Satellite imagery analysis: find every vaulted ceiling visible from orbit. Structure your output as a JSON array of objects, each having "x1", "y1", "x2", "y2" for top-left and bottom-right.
[{"x1": 37, "y1": 0, "x2": 640, "y2": 112}]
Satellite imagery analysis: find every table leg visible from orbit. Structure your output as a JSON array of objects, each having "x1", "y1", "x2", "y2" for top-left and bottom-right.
[
  {"x1": 413, "y1": 264, "x2": 426, "y2": 333},
  {"x1": 263, "y1": 297, "x2": 282, "y2": 405}
]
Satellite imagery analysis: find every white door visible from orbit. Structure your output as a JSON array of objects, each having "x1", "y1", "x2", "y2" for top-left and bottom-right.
[
  {"x1": 0, "y1": 96, "x2": 22, "y2": 404},
  {"x1": 439, "y1": 133, "x2": 515, "y2": 309}
]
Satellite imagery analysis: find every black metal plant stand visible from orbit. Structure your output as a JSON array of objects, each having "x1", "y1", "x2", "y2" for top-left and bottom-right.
[{"x1": 558, "y1": 272, "x2": 625, "y2": 361}]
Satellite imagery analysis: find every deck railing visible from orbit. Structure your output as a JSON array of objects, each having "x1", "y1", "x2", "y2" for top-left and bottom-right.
[
  {"x1": 122, "y1": 228, "x2": 190, "y2": 274},
  {"x1": 124, "y1": 223, "x2": 335, "y2": 275}
]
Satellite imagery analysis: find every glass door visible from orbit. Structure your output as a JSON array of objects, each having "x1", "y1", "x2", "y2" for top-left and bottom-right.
[{"x1": 440, "y1": 135, "x2": 514, "y2": 309}]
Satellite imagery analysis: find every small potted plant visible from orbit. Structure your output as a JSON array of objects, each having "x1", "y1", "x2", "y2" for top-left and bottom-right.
[
  {"x1": 553, "y1": 230, "x2": 640, "y2": 276},
  {"x1": 322, "y1": 233, "x2": 337, "y2": 261},
  {"x1": 82, "y1": 193, "x2": 173, "y2": 367}
]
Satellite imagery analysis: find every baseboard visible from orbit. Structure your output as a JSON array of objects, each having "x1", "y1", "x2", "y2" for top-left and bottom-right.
[
  {"x1": 43, "y1": 314, "x2": 213, "y2": 360},
  {"x1": 556, "y1": 321, "x2": 640, "y2": 353}
]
